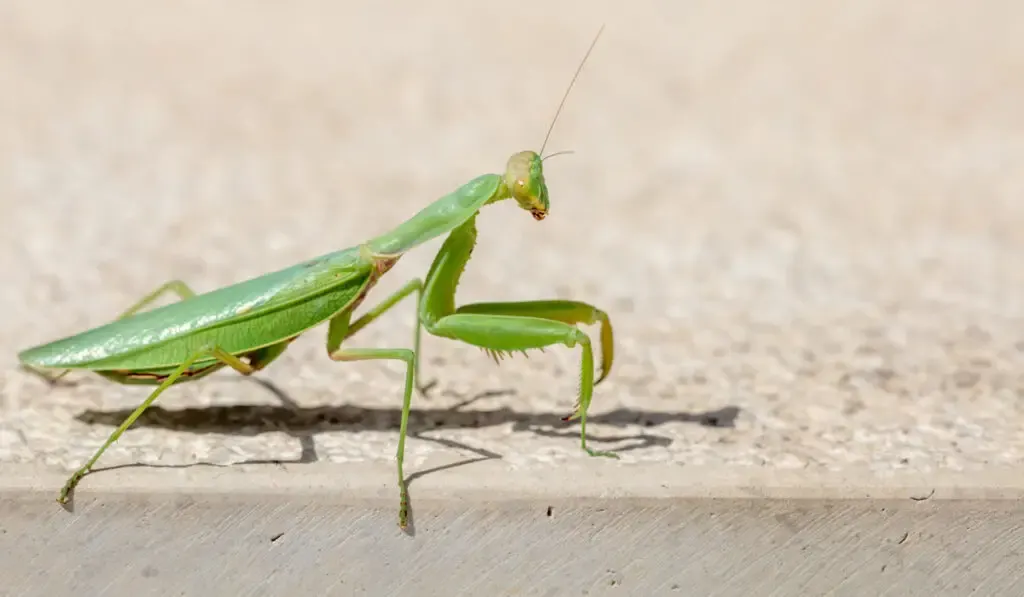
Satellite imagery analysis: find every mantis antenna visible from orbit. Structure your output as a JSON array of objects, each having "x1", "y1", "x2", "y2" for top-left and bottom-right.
[
  {"x1": 538, "y1": 24, "x2": 605, "y2": 158},
  {"x1": 541, "y1": 149, "x2": 575, "y2": 162}
]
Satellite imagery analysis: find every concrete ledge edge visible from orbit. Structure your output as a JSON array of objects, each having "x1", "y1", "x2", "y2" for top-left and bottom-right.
[{"x1": 3, "y1": 460, "x2": 1024, "y2": 502}]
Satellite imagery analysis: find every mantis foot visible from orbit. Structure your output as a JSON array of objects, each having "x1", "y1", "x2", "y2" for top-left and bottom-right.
[
  {"x1": 398, "y1": 482, "x2": 411, "y2": 531},
  {"x1": 57, "y1": 468, "x2": 87, "y2": 505}
]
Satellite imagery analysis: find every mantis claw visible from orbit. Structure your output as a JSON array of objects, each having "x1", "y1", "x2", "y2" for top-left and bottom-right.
[
  {"x1": 398, "y1": 483, "x2": 411, "y2": 531},
  {"x1": 57, "y1": 469, "x2": 85, "y2": 506}
]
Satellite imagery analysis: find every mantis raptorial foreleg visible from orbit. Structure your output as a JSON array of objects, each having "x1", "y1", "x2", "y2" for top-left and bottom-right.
[
  {"x1": 57, "y1": 344, "x2": 259, "y2": 504},
  {"x1": 427, "y1": 312, "x2": 616, "y2": 458},
  {"x1": 454, "y1": 300, "x2": 614, "y2": 383},
  {"x1": 419, "y1": 215, "x2": 619, "y2": 460}
]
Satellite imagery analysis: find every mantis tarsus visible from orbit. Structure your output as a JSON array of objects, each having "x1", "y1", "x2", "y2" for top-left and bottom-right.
[{"x1": 17, "y1": 28, "x2": 617, "y2": 530}]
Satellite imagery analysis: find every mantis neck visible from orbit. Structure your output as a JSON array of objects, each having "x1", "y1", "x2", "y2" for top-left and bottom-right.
[{"x1": 366, "y1": 174, "x2": 511, "y2": 256}]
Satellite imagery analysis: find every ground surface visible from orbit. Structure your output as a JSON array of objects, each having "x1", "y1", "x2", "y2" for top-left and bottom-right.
[{"x1": 1, "y1": 1, "x2": 1023, "y2": 594}]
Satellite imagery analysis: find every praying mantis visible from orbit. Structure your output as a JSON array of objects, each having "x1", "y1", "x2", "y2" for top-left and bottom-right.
[{"x1": 17, "y1": 28, "x2": 617, "y2": 530}]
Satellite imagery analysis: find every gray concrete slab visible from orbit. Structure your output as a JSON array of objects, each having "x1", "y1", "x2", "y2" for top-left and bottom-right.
[
  {"x1": 3, "y1": 463, "x2": 1024, "y2": 596},
  {"x1": 2, "y1": 0, "x2": 1023, "y2": 594}
]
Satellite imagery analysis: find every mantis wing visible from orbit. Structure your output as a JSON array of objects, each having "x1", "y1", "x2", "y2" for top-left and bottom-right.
[{"x1": 18, "y1": 246, "x2": 367, "y2": 370}]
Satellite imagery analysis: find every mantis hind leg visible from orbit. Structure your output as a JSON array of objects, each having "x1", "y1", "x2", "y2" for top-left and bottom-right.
[
  {"x1": 115, "y1": 279, "x2": 197, "y2": 319},
  {"x1": 57, "y1": 345, "x2": 256, "y2": 505}
]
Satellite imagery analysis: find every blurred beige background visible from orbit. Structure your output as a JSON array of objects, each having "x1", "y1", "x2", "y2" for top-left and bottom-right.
[{"x1": 1, "y1": 0, "x2": 1022, "y2": 479}]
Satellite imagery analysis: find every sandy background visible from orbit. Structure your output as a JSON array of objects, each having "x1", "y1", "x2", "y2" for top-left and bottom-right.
[{"x1": 1, "y1": 1, "x2": 1022, "y2": 483}]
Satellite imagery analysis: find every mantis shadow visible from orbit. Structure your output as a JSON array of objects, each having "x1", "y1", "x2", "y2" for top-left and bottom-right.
[
  {"x1": 69, "y1": 376, "x2": 740, "y2": 524},
  {"x1": 73, "y1": 376, "x2": 740, "y2": 464},
  {"x1": 65, "y1": 377, "x2": 740, "y2": 530}
]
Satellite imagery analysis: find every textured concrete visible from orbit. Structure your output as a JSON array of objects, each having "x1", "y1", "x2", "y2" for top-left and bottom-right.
[{"x1": 2, "y1": 0, "x2": 1024, "y2": 594}]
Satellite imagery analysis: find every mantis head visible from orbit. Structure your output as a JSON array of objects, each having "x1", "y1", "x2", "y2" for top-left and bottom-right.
[
  {"x1": 501, "y1": 27, "x2": 603, "y2": 223},
  {"x1": 505, "y1": 150, "x2": 549, "y2": 220}
]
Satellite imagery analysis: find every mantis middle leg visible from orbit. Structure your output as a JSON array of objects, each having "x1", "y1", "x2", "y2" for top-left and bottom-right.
[
  {"x1": 345, "y1": 278, "x2": 427, "y2": 390},
  {"x1": 325, "y1": 308, "x2": 417, "y2": 529}
]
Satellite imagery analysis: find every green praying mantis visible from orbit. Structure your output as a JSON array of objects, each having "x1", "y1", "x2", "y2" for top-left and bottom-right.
[{"x1": 17, "y1": 29, "x2": 617, "y2": 530}]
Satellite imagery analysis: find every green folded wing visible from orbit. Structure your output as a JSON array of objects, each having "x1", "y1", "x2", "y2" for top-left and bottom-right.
[{"x1": 18, "y1": 246, "x2": 366, "y2": 370}]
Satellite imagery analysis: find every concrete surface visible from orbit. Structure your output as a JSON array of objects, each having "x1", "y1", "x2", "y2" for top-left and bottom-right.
[
  {"x1": 3, "y1": 464, "x2": 1024, "y2": 596},
  {"x1": 2, "y1": 0, "x2": 1023, "y2": 594}
]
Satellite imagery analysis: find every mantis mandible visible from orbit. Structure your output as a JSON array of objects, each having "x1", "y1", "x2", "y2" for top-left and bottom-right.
[{"x1": 17, "y1": 28, "x2": 616, "y2": 530}]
